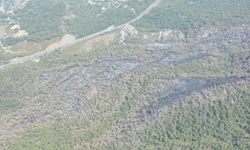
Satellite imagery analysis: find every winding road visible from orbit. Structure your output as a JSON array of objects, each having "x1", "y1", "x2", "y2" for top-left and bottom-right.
[{"x1": 0, "y1": 0, "x2": 161, "y2": 70}]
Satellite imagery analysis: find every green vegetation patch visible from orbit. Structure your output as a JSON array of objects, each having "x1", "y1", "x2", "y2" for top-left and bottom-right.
[
  {"x1": 137, "y1": 83, "x2": 250, "y2": 150},
  {"x1": 15, "y1": 0, "x2": 66, "y2": 41},
  {"x1": 8, "y1": 126, "x2": 75, "y2": 150},
  {"x1": 12, "y1": 0, "x2": 155, "y2": 43},
  {"x1": 0, "y1": 98, "x2": 24, "y2": 114}
]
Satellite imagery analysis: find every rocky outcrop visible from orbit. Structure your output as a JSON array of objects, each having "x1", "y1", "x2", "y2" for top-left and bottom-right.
[
  {"x1": 119, "y1": 24, "x2": 138, "y2": 44},
  {"x1": 158, "y1": 29, "x2": 185, "y2": 41}
]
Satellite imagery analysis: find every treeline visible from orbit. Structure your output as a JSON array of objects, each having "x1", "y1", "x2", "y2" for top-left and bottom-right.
[{"x1": 135, "y1": 0, "x2": 250, "y2": 33}]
